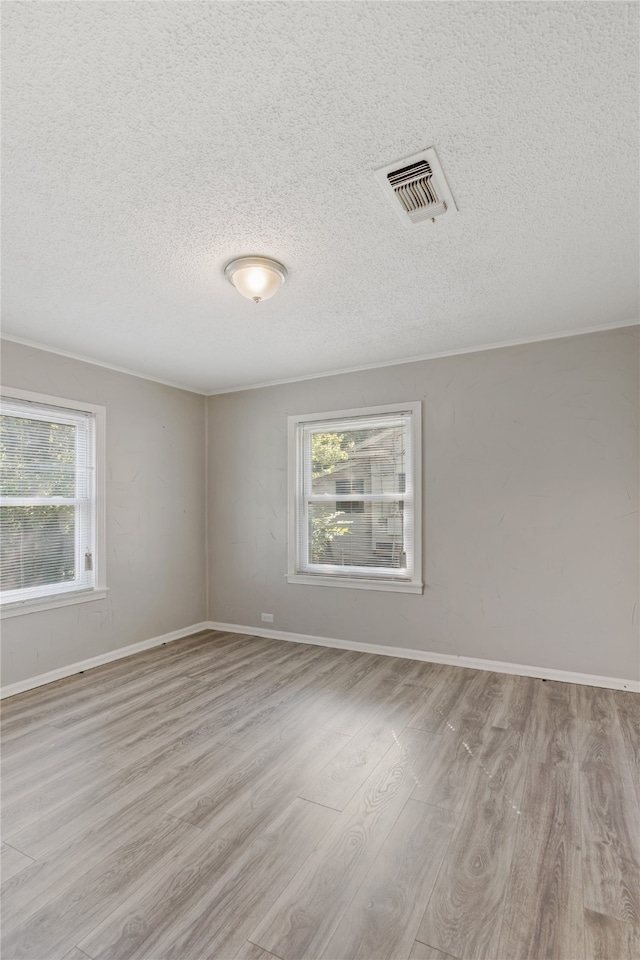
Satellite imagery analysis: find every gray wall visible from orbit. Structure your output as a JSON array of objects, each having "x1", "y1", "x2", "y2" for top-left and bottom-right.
[
  {"x1": 207, "y1": 327, "x2": 639, "y2": 682},
  {"x1": 1, "y1": 340, "x2": 207, "y2": 685},
  {"x1": 3, "y1": 328, "x2": 637, "y2": 687}
]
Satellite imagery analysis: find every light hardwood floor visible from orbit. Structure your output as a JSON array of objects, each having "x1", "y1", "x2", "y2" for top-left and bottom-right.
[{"x1": 1, "y1": 630, "x2": 639, "y2": 960}]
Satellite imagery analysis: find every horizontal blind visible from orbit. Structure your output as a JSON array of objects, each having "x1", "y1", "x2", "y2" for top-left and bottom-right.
[
  {"x1": 0, "y1": 397, "x2": 96, "y2": 602},
  {"x1": 296, "y1": 409, "x2": 415, "y2": 582}
]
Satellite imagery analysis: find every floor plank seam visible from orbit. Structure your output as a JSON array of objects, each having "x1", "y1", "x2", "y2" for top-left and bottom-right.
[
  {"x1": 575, "y1": 715, "x2": 591, "y2": 957},
  {"x1": 411, "y1": 799, "x2": 460, "y2": 957},
  {"x1": 1, "y1": 839, "x2": 37, "y2": 861},
  {"x1": 246, "y1": 940, "x2": 285, "y2": 960},
  {"x1": 294, "y1": 794, "x2": 344, "y2": 813},
  {"x1": 613, "y1": 708, "x2": 640, "y2": 820},
  {"x1": 414, "y1": 939, "x2": 460, "y2": 959},
  {"x1": 493, "y1": 743, "x2": 536, "y2": 958},
  {"x1": 329, "y1": 749, "x2": 437, "y2": 956}
]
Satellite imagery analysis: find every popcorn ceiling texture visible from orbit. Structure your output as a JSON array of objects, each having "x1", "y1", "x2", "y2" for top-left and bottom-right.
[{"x1": 2, "y1": 2, "x2": 638, "y2": 393}]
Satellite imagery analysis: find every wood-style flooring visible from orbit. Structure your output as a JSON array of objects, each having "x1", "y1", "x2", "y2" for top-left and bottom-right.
[{"x1": 1, "y1": 629, "x2": 639, "y2": 960}]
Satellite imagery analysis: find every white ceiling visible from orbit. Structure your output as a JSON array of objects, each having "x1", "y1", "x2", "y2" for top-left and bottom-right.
[{"x1": 2, "y1": 2, "x2": 638, "y2": 394}]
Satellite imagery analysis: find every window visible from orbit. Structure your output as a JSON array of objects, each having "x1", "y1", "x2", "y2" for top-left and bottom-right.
[
  {"x1": 288, "y1": 402, "x2": 422, "y2": 593},
  {"x1": 0, "y1": 389, "x2": 106, "y2": 615}
]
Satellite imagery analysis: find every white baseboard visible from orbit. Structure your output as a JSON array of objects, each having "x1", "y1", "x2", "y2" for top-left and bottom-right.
[
  {"x1": 207, "y1": 621, "x2": 640, "y2": 692},
  {"x1": 0, "y1": 622, "x2": 211, "y2": 699},
  {"x1": 3, "y1": 618, "x2": 637, "y2": 699}
]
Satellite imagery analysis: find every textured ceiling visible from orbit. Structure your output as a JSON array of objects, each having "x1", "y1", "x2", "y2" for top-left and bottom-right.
[{"x1": 2, "y1": 2, "x2": 638, "y2": 393}]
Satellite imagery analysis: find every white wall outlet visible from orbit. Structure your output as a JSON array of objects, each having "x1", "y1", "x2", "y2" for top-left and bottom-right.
[{"x1": 261, "y1": 613, "x2": 274, "y2": 623}]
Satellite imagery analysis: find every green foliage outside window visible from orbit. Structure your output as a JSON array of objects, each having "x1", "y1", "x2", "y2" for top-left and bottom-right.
[{"x1": 309, "y1": 432, "x2": 353, "y2": 562}]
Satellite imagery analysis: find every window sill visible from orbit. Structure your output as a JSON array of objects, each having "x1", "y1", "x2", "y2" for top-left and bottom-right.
[
  {"x1": 0, "y1": 588, "x2": 109, "y2": 619},
  {"x1": 286, "y1": 574, "x2": 423, "y2": 594}
]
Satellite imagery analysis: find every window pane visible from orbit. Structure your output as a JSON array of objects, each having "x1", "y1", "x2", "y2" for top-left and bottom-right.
[
  {"x1": 0, "y1": 416, "x2": 76, "y2": 497},
  {"x1": 335, "y1": 478, "x2": 365, "y2": 513},
  {"x1": 0, "y1": 505, "x2": 76, "y2": 591},
  {"x1": 310, "y1": 425, "x2": 407, "y2": 496},
  {"x1": 307, "y1": 502, "x2": 406, "y2": 569}
]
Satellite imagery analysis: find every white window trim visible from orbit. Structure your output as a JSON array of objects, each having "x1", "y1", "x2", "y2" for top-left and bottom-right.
[
  {"x1": 0, "y1": 386, "x2": 107, "y2": 617},
  {"x1": 287, "y1": 401, "x2": 423, "y2": 593},
  {"x1": 0, "y1": 588, "x2": 109, "y2": 619}
]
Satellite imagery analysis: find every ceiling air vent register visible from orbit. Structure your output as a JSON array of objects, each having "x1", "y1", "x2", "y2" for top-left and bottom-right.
[{"x1": 375, "y1": 147, "x2": 457, "y2": 225}]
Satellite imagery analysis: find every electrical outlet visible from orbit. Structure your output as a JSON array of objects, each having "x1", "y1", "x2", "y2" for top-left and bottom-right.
[{"x1": 261, "y1": 613, "x2": 274, "y2": 623}]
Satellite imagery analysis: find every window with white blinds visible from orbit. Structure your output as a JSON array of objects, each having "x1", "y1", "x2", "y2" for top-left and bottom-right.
[
  {"x1": 288, "y1": 403, "x2": 423, "y2": 593},
  {"x1": 0, "y1": 391, "x2": 105, "y2": 610}
]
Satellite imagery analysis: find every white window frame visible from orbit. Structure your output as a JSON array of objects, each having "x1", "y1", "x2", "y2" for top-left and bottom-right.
[
  {"x1": 0, "y1": 387, "x2": 107, "y2": 618},
  {"x1": 287, "y1": 402, "x2": 423, "y2": 594}
]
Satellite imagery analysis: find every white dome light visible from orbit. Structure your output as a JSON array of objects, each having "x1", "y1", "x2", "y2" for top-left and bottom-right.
[{"x1": 224, "y1": 256, "x2": 288, "y2": 303}]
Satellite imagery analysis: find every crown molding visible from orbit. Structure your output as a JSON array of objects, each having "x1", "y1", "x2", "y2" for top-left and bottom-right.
[
  {"x1": 205, "y1": 319, "x2": 639, "y2": 395},
  {"x1": 3, "y1": 320, "x2": 637, "y2": 398},
  {"x1": 1, "y1": 334, "x2": 209, "y2": 395}
]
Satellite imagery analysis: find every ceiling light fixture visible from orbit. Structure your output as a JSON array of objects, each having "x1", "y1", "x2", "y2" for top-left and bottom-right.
[{"x1": 224, "y1": 256, "x2": 288, "y2": 303}]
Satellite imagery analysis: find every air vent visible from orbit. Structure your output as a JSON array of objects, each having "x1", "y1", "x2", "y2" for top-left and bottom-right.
[{"x1": 375, "y1": 147, "x2": 457, "y2": 225}]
